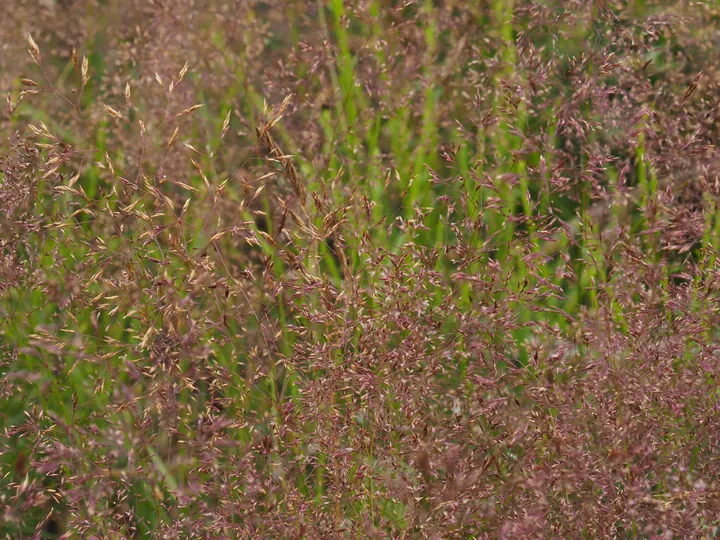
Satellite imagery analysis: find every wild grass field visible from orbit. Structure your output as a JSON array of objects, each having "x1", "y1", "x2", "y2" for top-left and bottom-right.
[{"x1": 1, "y1": 0, "x2": 720, "y2": 537}]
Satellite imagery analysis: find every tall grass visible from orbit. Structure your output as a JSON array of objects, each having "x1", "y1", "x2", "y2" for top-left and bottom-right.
[{"x1": 1, "y1": 0, "x2": 719, "y2": 537}]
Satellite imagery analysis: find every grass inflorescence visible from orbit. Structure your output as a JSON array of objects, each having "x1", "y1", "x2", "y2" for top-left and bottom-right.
[{"x1": 1, "y1": 1, "x2": 720, "y2": 537}]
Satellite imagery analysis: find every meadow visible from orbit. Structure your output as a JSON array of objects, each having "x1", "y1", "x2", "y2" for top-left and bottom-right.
[{"x1": 1, "y1": 0, "x2": 720, "y2": 537}]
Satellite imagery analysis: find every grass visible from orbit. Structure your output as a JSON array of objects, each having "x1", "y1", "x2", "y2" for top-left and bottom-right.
[{"x1": 1, "y1": 0, "x2": 720, "y2": 537}]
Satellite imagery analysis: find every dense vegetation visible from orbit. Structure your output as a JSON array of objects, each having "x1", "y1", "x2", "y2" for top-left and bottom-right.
[{"x1": 1, "y1": 0, "x2": 720, "y2": 537}]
